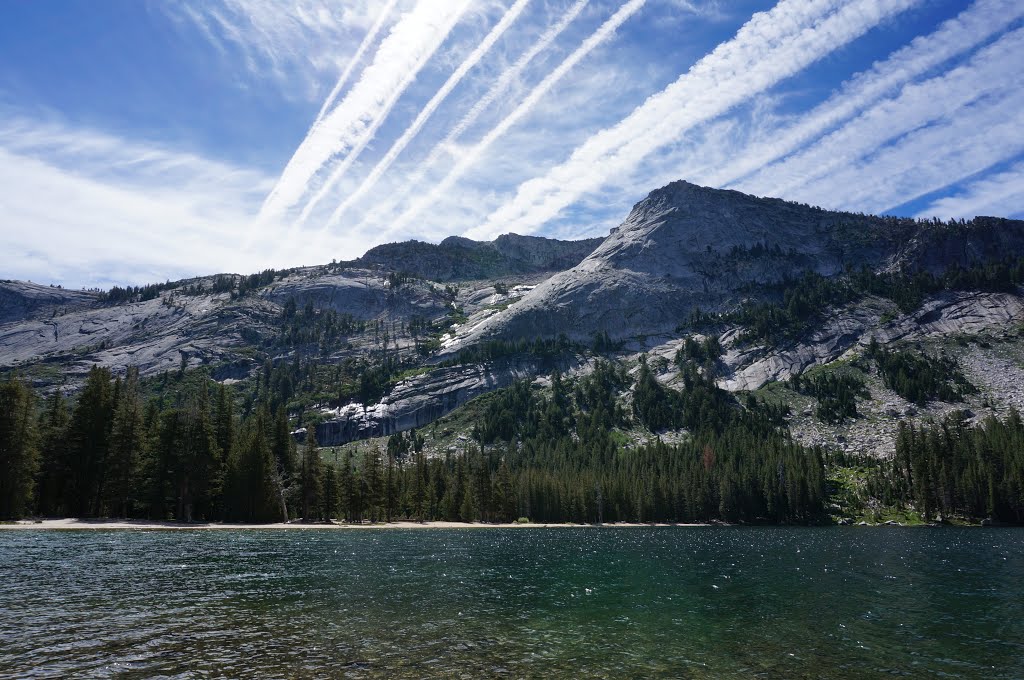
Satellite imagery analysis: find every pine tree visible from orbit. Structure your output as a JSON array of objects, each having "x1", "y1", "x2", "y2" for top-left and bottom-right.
[
  {"x1": 363, "y1": 446, "x2": 383, "y2": 522},
  {"x1": 35, "y1": 391, "x2": 70, "y2": 516},
  {"x1": 66, "y1": 366, "x2": 115, "y2": 517},
  {"x1": 0, "y1": 376, "x2": 39, "y2": 519},
  {"x1": 106, "y1": 367, "x2": 145, "y2": 517},
  {"x1": 300, "y1": 427, "x2": 323, "y2": 521}
]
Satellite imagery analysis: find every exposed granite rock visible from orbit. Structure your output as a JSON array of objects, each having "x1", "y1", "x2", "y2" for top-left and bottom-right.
[
  {"x1": 719, "y1": 291, "x2": 1024, "y2": 391},
  {"x1": 352, "y1": 233, "x2": 602, "y2": 281},
  {"x1": 440, "y1": 181, "x2": 1024, "y2": 352},
  {"x1": 0, "y1": 280, "x2": 98, "y2": 325},
  {"x1": 316, "y1": 355, "x2": 579, "y2": 445}
]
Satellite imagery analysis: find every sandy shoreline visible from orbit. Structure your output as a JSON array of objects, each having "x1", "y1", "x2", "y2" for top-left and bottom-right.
[{"x1": 1, "y1": 518, "x2": 710, "y2": 531}]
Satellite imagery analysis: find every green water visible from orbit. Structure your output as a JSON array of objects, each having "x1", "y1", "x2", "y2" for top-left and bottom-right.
[{"x1": 1, "y1": 528, "x2": 1021, "y2": 678}]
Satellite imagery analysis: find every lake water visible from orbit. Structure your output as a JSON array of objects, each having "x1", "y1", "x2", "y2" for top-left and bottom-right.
[{"x1": 1, "y1": 527, "x2": 1022, "y2": 678}]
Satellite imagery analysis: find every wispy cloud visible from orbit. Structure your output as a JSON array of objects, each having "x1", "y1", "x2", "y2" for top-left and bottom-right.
[
  {"x1": 464, "y1": 0, "x2": 919, "y2": 240},
  {"x1": 917, "y1": 161, "x2": 1024, "y2": 220},
  {"x1": 737, "y1": 26, "x2": 1024, "y2": 201},
  {"x1": 800, "y1": 86, "x2": 1024, "y2": 215},
  {"x1": 0, "y1": 115, "x2": 353, "y2": 288},
  {"x1": 729, "y1": 25, "x2": 1024, "y2": 215},
  {"x1": 258, "y1": 0, "x2": 473, "y2": 227},
  {"x1": 385, "y1": 0, "x2": 649, "y2": 239},
  {"x1": 352, "y1": 0, "x2": 589, "y2": 235},
  {"x1": 311, "y1": 0, "x2": 400, "y2": 129},
  {"x1": 164, "y1": 0, "x2": 389, "y2": 100},
  {"x1": 321, "y1": 0, "x2": 534, "y2": 229},
  {"x1": 703, "y1": 0, "x2": 1024, "y2": 189}
]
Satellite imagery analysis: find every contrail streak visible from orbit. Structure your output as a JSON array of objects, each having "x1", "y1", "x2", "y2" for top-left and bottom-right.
[
  {"x1": 353, "y1": 0, "x2": 588, "y2": 234},
  {"x1": 741, "y1": 26, "x2": 1024, "y2": 201},
  {"x1": 705, "y1": 0, "x2": 1024, "y2": 189},
  {"x1": 257, "y1": 0, "x2": 471, "y2": 226},
  {"x1": 322, "y1": 0, "x2": 534, "y2": 229},
  {"x1": 312, "y1": 0, "x2": 400, "y2": 129},
  {"x1": 296, "y1": 0, "x2": 475, "y2": 225},
  {"x1": 467, "y1": 0, "x2": 919, "y2": 240},
  {"x1": 385, "y1": 0, "x2": 646, "y2": 238}
]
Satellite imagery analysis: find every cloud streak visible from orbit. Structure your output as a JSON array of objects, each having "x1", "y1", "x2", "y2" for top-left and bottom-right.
[
  {"x1": 465, "y1": 0, "x2": 920, "y2": 240},
  {"x1": 258, "y1": 0, "x2": 472, "y2": 226},
  {"x1": 322, "y1": 0, "x2": 534, "y2": 229},
  {"x1": 166, "y1": 0, "x2": 388, "y2": 99},
  {"x1": 311, "y1": 0, "x2": 400, "y2": 130},
  {"x1": 917, "y1": 161, "x2": 1024, "y2": 220},
  {"x1": 740, "y1": 26, "x2": 1024, "y2": 198},
  {"x1": 703, "y1": 0, "x2": 1024, "y2": 189},
  {"x1": 351, "y1": 0, "x2": 589, "y2": 237},
  {"x1": 386, "y1": 0, "x2": 648, "y2": 239},
  {"x1": 737, "y1": 26, "x2": 1024, "y2": 208}
]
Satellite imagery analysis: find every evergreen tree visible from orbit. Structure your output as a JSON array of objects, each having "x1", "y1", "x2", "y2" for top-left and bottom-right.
[
  {"x1": 300, "y1": 428, "x2": 323, "y2": 521},
  {"x1": 106, "y1": 367, "x2": 145, "y2": 517},
  {"x1": 66, "y1": 366, "x2": 115, "y2": 516},
  {"x1": 35, "y1": 391, "x2": 70, "y2": 517},
  {"x1": 0, "y1": 376, "x2": 39, "y2": 519}
]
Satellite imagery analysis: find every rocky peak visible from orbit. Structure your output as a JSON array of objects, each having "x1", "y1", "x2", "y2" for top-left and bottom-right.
[{"x1": 439, "y1": 180, "x2": 1024, "y2": 352}]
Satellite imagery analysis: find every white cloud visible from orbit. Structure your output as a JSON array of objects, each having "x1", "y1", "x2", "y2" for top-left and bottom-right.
[
  {"x1": 350, "y1": 0, "x2": 589, "y2": 236},
  {"x1": 163, "y1": 0, "x2": 393, "y2": 101},
  {"x1": 797, "y1": 86, "x2": 1024, "y2": 215},
  {"x1": 386, "y1": 0, "x2": 650, "y2": 239},
  {"x1": 703, "y1": 0, "x2": 1024, "y2": 189},
  {"x1": 311, "y1": 0, "x2": 401, "y2": 129},
  {"x1": 465, "y1": 0, "x2": 920, "y2": 240},
  {"x1": 737, "y1": 26, "x2": 1024, "y2": 201},
  {"x1": 917, "y1": 162, "x2": 1024, "y2": 220},
  {"x1": 322, "y1": 0, "x2": 533, "y2": 229},
  {"x1": 0, "y1": 116, "x2": 361, "y2": 289},
  {"x1": 258, "y1": 0, "x2": 473, "y2": 226}
]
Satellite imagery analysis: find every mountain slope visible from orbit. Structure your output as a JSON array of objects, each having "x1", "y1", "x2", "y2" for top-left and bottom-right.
[{"x1": 441, "y1": 181, "x2": 1024, "y2": 352}]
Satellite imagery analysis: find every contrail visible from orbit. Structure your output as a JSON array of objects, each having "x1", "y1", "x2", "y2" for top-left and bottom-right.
[
  {"x1": 466, "y1": 0, "x2": 919, "y2": 240},
  {"x1": 917, "y1": 160, "x2": 1024, "y2": 220},
  {"x1": 312, "y1": 0, "x2": 400, "y2": 129},
  {"x1": 257, "y1": 0, "x2": 472, "y2": 226},
  {"x1": 704, "y1": 0, "x2": 1024, "y2": 189},
  {"x1": 384, "y1": 0, "x2": 647, "y2": 238},
  {"x1": 741, "y1": 26, "x2": 1024, "y2": 201},
  {"x1": 322, "y1": 0, "x2": 534, "y2": 229},
  {"x1": 353, "y1": 0, "x2": 588, "y2": 234},
  {"x1": 295, "y1": 0, "x2": 475, "y2": 225}
]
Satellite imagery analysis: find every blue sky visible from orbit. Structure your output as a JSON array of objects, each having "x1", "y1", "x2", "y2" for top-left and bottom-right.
[{"x1": 1, "y1": 0, "x2": 1022, "y2": 289}]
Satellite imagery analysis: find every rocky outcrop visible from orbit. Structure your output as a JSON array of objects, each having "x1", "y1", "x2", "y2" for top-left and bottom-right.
[
  {"x1": 440, "y1": 181, "x2": 1024, "y2": 352},
  {"x1": 353, "y1": 233, "x2": 602, "y2": 281},
  {"x1": 719, "y1": 290, "x2": 1024, "y2": 391},
  {"x1": 316, "y1": 354, "x2": 579, "y2": 445},
  {"x1": 0, "y1": 281, "x2": 98, "y2": 325},
  {"x1": 261, "y1": 269, "x2": 447, "y2": 319}
]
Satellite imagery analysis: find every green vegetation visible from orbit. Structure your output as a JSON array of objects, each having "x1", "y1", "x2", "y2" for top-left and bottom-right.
[
  {"x1": 789, "y1": 368, "x2": 869, "y2": 423},
  {"x1": 705, "y1": 255, "x2": 1024, "y2": 346},
  {"x1": 867, "y1": 339, "x2": 975, "y2": 405},
  {"x1": 827, "y1": 410, "x2": 1024, "y2": 524}
]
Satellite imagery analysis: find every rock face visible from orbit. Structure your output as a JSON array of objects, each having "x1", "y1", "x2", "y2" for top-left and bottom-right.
[
  {"x1": 0, "y1": 234, "x2": 597, "y2": 391},
  {"x1": 316, "y1": 355, "x2": 576, "y2": 445},
  {"x1": 0, "y1": 281, "x2": 98, "y2": 325},
  {"x1": 261, "y1": 269, "x2": 448, "y2": 319},
  {"x1": 719, "y1": 291, "x2": 1024, "y2": 391},
  {"x1": 354, "y1": 233, "x2": 602, "y2": 281},
  {"x1": 441, "y1": 181, "x2": 1024, "y2": 351}
]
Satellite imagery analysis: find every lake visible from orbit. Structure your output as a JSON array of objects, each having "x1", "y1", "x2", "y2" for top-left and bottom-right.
[{"x1": 1, "y1": 527, "x2": 1021, "y2": 678}]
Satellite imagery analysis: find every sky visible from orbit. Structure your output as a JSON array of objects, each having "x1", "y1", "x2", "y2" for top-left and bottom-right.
[{"x1": 1, "y1": 0, "x2": 1022, "y2": 289}]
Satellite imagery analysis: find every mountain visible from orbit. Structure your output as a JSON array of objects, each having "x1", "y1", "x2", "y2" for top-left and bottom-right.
[
  {"x1": 3, "y1": 180, "x2": 1024, "y2": 460},
  {"x1": 350, "y1": 232, "x2": 603, "y2": 281},
  {"x1": 440, "y1": 181, "x2": 1024, "y2": 352}
]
